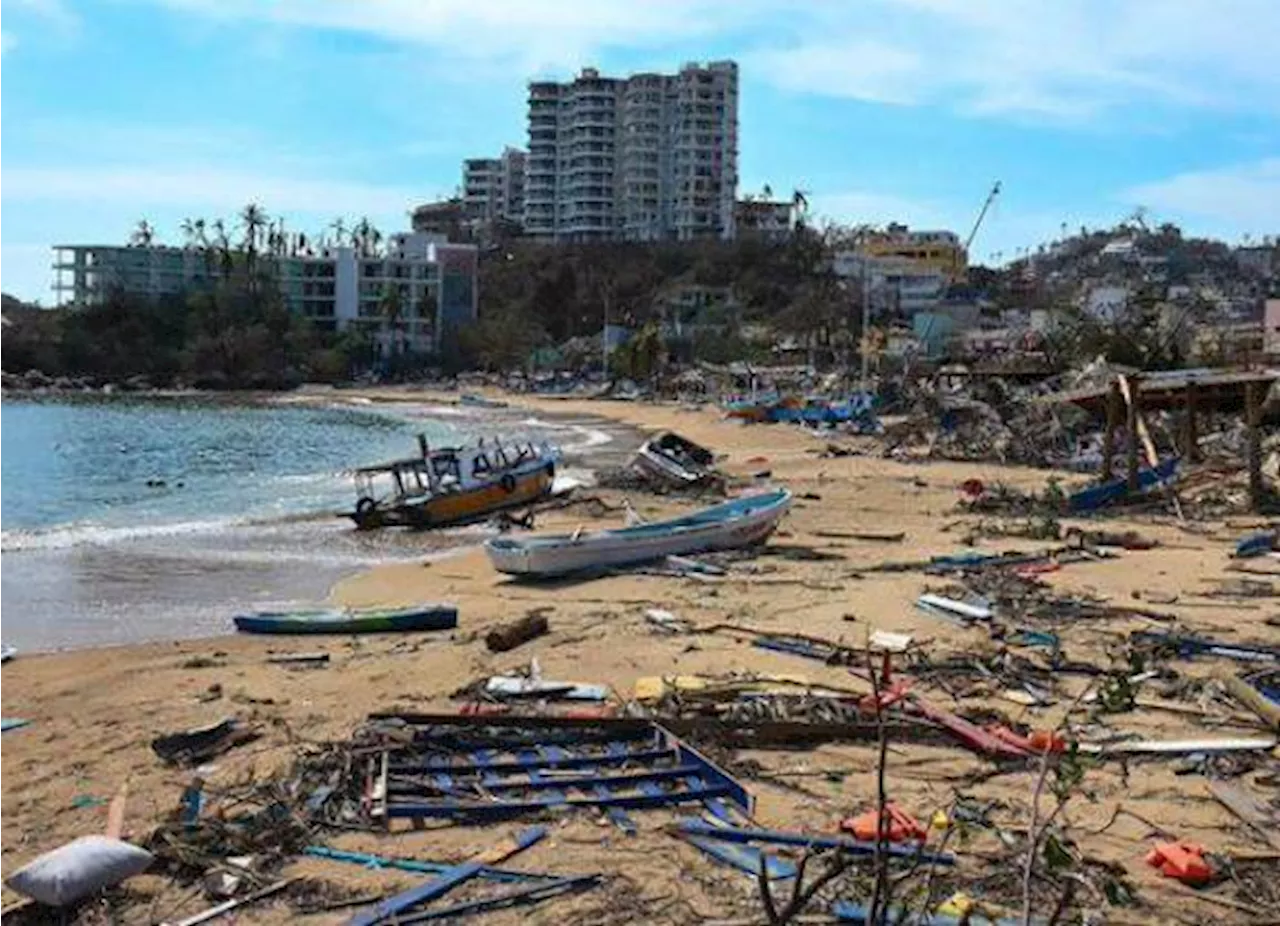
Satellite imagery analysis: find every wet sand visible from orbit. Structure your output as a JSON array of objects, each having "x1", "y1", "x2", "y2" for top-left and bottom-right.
[
  {"x1": 0, "y1": 397, "x2": 642, "y2": 652},
  {"x1": 2, "y1": 392, "x2": 1277, "y2": 924}
]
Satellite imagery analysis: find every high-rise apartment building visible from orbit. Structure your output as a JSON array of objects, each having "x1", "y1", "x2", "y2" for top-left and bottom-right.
[
  {"x1": 461, "y1": 146, "x2": 527, "y2": 230},
  {"x1": 524, "y1": 61, "x2": 738, "y2": 243}
]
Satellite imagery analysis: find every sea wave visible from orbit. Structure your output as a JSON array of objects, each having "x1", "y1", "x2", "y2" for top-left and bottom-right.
[{"x1": 1, "y1": 515, "x2": 252, "y2": 552}]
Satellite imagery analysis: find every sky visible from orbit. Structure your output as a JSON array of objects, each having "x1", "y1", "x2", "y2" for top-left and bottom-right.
[{"x1": 2, "y1": 0, "x2": 1278, "y2": 303}]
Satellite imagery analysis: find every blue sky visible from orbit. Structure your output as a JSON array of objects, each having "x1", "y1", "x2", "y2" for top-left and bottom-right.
[{"x1": 3, "y1": 0, "x2": 1278, "y2": 303}]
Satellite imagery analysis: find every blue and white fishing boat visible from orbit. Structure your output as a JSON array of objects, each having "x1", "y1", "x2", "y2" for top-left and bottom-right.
[
  {"x1": 485, "y1": 489, "x2": 792, "y2": 578},
  {"x1": 233, "y1": 603, "x2": 458, "y2": 635}
]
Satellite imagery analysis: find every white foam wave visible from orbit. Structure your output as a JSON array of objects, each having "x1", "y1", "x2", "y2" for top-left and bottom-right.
[{"x1": 2, "y1": 515, "x2": 248, "y2": 552}]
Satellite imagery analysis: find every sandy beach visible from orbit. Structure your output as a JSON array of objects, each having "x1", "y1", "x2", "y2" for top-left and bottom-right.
[{"x1": 3, "y1": 392, "x2": 1277, "y2": 924}]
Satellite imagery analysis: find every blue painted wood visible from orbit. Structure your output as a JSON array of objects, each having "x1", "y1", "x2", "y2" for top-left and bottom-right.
[
  {"x1": 387, "y1": 874, "x2": 602, "y2": 924},
  {"x1": 388, "y1": 763, "x2": 708, "y2": 797},
  {"x1": 676, "y1": 741, "x2": 755, "y2": 814},
  {"x1": 387, "y1": 783, "x2": 735, "y2": 819},
  {"x1": 681, "y1": 833, "x2": 797, "y2": 880},
  {"x1": 392, "y1": 746, "x2": 676, "y2": 776},
  {"x1": 303, "y1": 846, "x2": 554, "y2": 884},
  {"x1": 675, "y1": 820, "x2": 956, "y2": 865},
  {"x1": 344, "y1": 826, "x2": 547, "y2": 926},
  {"x1": 1067, "y1": 458, "x2": 1179, "y2": 513}
]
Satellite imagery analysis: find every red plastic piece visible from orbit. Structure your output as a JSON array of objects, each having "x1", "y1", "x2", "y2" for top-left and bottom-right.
[
  {"x1": 841, "y1": 803, "x2": 928, "y2": 843},
  {"x1": 1014, "y1": 562, "x2": 1061, "y2": 577},
  {"x1": 858, "y1": 679, "x2": 912, "y2": 714},
  {"x1": 986, "y1": 725, "x2": 1066, "y2": 755},
  {"x1": 1146, "y1": 841, "x2": 1212, "y2": 884}
]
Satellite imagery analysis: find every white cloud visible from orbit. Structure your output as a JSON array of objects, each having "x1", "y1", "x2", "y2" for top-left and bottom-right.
[
  {"x1": 750, "y1": 0, "x2": 1280, "y2": 120},
  {"x1": 154, "y1": 0, "x2": 766, "y2": 73},
  {"x1": 144, "y1": 0, "x2": 1280, "y2": 120},
  {"x1": 1124, "y1": 159, "x2": 1280, "y2": 235}
]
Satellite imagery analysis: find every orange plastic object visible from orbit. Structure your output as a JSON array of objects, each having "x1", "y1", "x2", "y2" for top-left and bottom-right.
[
  {"x1": 841, "y1": 803, "x2": 928, "y2": 843},
  {"x1": 858, "y1": 679, "x2": 912, "y2": 714},
  {"x1": 986, "y1": 725, "x2": 1066, "y2": 755},
  {"x1": 1145, "y1": 841, "x2": 1212, "y2": 884}
]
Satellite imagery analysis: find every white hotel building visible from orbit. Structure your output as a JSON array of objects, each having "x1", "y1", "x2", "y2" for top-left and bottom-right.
[
  {"x1": 52, "y1": 232, "x2": 479, "y2": 352},
  {"x1": 523, "y1": 61, "x2": 739, "y2": 243}
]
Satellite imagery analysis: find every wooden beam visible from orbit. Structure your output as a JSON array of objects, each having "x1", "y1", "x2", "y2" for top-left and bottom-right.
[
  {"x1": 1118, "y1": 374, "x2": 1184, "y2": 521},
  {"x1": 1246, "y1": 380, "x2": 1264, "y2": 512},
  {"x1": 1124, "y1": 376, "x2": 1140, "y2": 492},
  {"x1": 1102, "y1": 381, "x2": 1120, "y2": 478},
  {"x1": 1183, "y1": 382, "x2": 1199, "y2": 462}
]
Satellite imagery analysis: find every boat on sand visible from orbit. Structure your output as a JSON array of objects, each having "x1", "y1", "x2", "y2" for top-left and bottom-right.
[
  {"x1": 233, "y1": 603, "x2": 458, "y2": 635},
  {"x1": 347, "y1": 435, "x2": 558, "y2": 530},
  {"x1": 485, "y1": 489, "x2": 791, "y2": 578},
  {"x1": 630, "y1": 432, "x2": 719, "y2": 488}
]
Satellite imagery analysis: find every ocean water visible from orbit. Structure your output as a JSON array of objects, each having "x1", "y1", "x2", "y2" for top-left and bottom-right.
[
  {"x1": 0, "y1": 395, "x2": 628, "y2": 652},
  {"x1": 2, "y1": 398, "x2": 438, "y2": 542}
]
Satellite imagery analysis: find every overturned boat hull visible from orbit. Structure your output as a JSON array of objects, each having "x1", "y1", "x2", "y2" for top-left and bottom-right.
[
  {"x1": 630, "y1": 431, "x2": 718, "y2": 487},
  {"x1": 485, "y1": 489, "x2": 791, "y2": 578}
]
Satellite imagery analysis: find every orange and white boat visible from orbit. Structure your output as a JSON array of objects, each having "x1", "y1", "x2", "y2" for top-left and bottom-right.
[{"x1": 347, "y1": 435, "x2": 558, "y2": 530}]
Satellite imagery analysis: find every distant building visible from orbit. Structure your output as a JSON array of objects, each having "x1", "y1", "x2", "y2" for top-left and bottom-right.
[
  {"x1": 832, "y1": 251, "x2": 948, "y2": 314},
  {"x1": 857, "y1": 225, "x2": 967, "y2": 282},
  {"x1": 734, "y1": 198, "x2": 794, "y2": 243},
  {"x1": 524, "y1": 61, "x2": 739, "y2": 243},
  {"x1": 1082, "y1": 284, "x2": 1129, "y2": 323},
  {"x1": 52, "y1": 232, "x2": 478, "y2": 354},
  {"x1": 410, "y1": 199, "x2": 467, "y2": 240},
  {"x1": 1236, "y1": 245, "x2": 1277, "y2": 278},
  {"x1": 461, "y1": 147, "x2": 527, "y2": 231},
  {"x1": 1265, "y1": 298, "x2": 1280, "y2": 358}
]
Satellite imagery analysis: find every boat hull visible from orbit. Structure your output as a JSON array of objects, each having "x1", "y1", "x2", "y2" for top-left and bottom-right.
[
  {"x1": 233, "y1": 604, "x2": 458, "y2": 635},
  {"x1": 485, "y1": 489, "x2": 791, "y2": 578},
  {"x1": 352, "y1": 461, "x2": 554, "y2": 530}
]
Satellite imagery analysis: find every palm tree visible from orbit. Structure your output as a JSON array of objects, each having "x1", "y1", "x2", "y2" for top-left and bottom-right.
[
  {"x1": 179, "y1": 218, "x2": 199, "y2": 249},
  {"x1": 130, "y1": 218, "x2": 156, "y2": 247},
  {"x1": 329, "y1": 218, "x2": 349, "y2": 248},
  {"x1": 212, "y1": 219, "x2": 233, "y2": 276},
  {"x1": 379, "y1": 284, "x2": 404, "y2": 357},
  {"x1": 239, "y1": 203, "x2": 267, "y2": 282}
]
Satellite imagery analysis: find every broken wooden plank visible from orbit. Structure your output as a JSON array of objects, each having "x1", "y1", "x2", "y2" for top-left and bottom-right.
[
  {"x1": 105, "y1": 782, "x2": 128, "y2": 840},
  {"x1": 345, "y1": 827, "x2": 547, "y2": 926},
  {"x1": 165, "y1": 880, "x2": 293, "y2": 926},
  {"x1": 1207, "y1": 780, "x2": 1280, "y2": 850},
  {"x1": 1082, "y1": 736, "x2": 1277, "y2": 755},
  {"x1": 1220, "y1": 671, "x2": 1280, "y2": 731}
]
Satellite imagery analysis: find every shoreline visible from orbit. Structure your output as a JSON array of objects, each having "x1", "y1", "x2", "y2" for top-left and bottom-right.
[
  {"x1": 3, "y1": 394, "x2": 1276, "y2": 923},
  {"x1": 0, "y1": 389, "x2": 647, "y2": 655}
]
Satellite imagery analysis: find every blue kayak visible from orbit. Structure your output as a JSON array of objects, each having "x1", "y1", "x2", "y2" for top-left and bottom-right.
[{"x1": 233, "y1": 604, "x2": 458, "y2": 635}]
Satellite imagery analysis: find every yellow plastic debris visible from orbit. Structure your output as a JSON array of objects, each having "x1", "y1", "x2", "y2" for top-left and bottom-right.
[
  {"x1": 930, "y1": 810, "x2": 949, "y2": 830},
  {"x1": 937, "y1": 892, "x2": 974, "y2": 916}
]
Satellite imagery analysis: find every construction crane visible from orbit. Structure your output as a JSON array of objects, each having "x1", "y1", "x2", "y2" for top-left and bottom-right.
[{"x1": 964, "y1": 180, "x2": 1001, "y2": 258}]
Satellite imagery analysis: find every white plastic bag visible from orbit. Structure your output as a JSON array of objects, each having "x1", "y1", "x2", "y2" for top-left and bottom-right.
[{"x1": 5, "y1": 836, "x2": 153, "y2": 906}]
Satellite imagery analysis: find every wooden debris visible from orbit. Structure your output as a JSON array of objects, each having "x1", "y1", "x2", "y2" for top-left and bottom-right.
[{"x1": 485, "y1": 612, "x2": 550, "y2": 653}]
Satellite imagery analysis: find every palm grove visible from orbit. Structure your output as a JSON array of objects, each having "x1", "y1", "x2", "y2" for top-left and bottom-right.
[{"x1": 3, "y1": 202, "x2": 1238, "y2": 388}]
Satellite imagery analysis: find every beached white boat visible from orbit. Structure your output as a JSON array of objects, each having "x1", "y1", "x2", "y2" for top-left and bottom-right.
[
  {"x1": 485, "y1": 489, "x2": 791, "y2": 578},
  {"x1": 630, "y1": 431, "x2": 719, "y2": 487}
]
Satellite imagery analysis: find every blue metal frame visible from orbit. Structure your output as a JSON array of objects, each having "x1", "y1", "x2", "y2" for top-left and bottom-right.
[{"x1": 371, "y1": 716, "x2": 753, "y2": 822}]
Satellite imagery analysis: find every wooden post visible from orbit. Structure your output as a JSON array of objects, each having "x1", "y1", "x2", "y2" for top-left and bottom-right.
[
  {"x1": 1183, "y1": 383, "x2": 1199, "y2": 462},
  {"x1": 1102, "y1": 381, "x2": 1120, "y2": 479},
  {"x1": 1246, "y1": 380, "x2": 1263, "y2": 512},
  {"x1": 1125, "y1": 377, "x2": 1140, "y2": 493}
]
